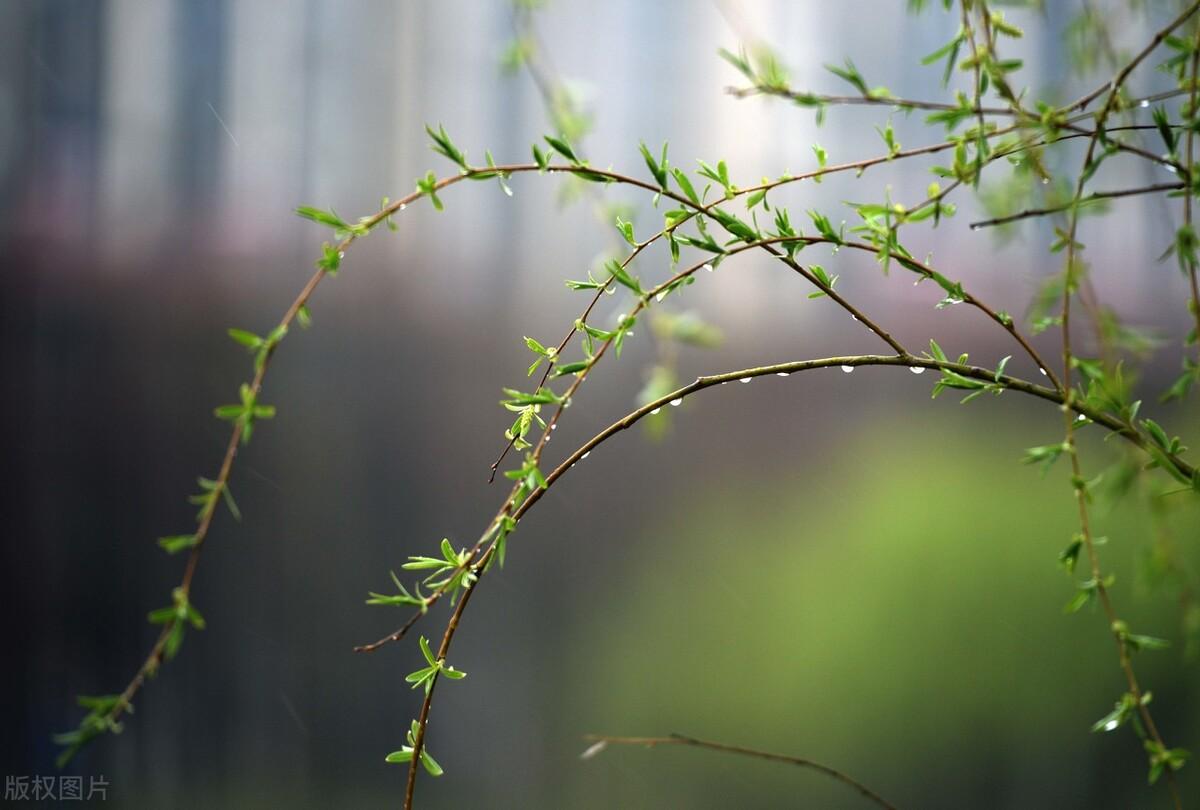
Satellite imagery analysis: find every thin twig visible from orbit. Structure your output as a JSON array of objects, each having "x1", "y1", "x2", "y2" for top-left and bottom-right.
[
  {"x1": 969, "y1": 182, "x2": 1185, "y2": 229},
  {"x1": 584, "y1": 733, "x2": 901, "y2": 810},
  {"x1": 1055, "y1": 5, "x2": 1200, "y2": 807}
]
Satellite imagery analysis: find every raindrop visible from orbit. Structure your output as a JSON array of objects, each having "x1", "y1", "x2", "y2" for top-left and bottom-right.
[
  {"x1": 670, "y1": 398, "x2": 683, "y2": 407},
  {"x1": 550, "y1": 424, "x2": 557, "y2": 430},
  {"x1": 739, "y1": 377, "x2": 752, "y2": 384},
  {"x1": 1103, "y1": 719, "x2": 1119, "y2": 732},
  {"x1": 656, "y1": 291, "x2": 667, "y2": 302},
  {"x1": 850, "y1": 314, "x2": 858, "y2": 322},
  {"x1": 703, "y1": 263, "x2": 714, "y2": 273},
  {"x1": 1041, "y1": 177, "x2": 1050, "y2": 185},
  {"x1": 841, "y1": 365, "x2": 854, "y2": 373},
  {"x1": 581, "y1": 451, "x2": 590, "y2": 460},
  {"x1": 650, "y1": 408, "x2": 661, "y2": 415},
  {"x1": 1039, "y1": 367, "x2": 1048, "y2": 376},
  {"x1": 1165, "y1": 162, "x2": 1178, "y2": 174},
  {"x1": 775, "y1": 372, "x2": 790, "y2": 377},
  {"x1": 338, "y1": 251, "x2": 345, "y2": 259},
  {"x1": 580, "y1": 740, "x2": 608, "y2": 760},
  {"x1": 1139, "y1": 99, "x2": 1150, "y2": 108},
  {"x1": 503, "y1": 185, "x2": 514, "y2": 197},
  {"x1": 910, "y1": 366, "x2": 926, "y2": 375},
  {"x1": 970, "y1": 223, "x2": 982, "y2": 231},
  {"x1": 399, "y1": 203, "x2": 407, "y2": 211},
  {"x1": 1076, "y1": 413, "x2": 1087, "y2": 422}
]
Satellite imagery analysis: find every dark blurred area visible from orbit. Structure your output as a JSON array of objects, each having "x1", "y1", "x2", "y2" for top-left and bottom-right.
[{"x1": 3, "y1": 1, "x2": 1199, "y2": 807}]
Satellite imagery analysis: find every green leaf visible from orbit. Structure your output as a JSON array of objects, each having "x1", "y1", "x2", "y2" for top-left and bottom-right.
[
  {"x1": 543, "y1": 134, "x2": 578, "y2": 162},
  {"x1": 604, "y1": 259, "x2": 644, "y2": 296},
  {"x1": 824, "y1": 58, "x2": 869, "y2": 96},
  {"x1": 157, "y1": 534, "x2": 198, "y2": 555},
  {"x1": 1024, "y1": 442, "x2": 1071, "y2": 474},
  {"x1": 227, "y1": 328, "x2": 264, "y2": 350},
  {"x1": 671, "y1": 168, "x2": 700, "y2": 204},
  {"x1": 425, "y1": 123, "x2": 468, "y2": 170},
  {"x1": 639, "y1": 140, "x2": 669, "y2": 188},
  {"x1": 295, "y1": 206, "x2": 350, "y2": 231},
  {"x1": 419, "y1": 635, "x2": 437, "y2": 667},
  {"x1": 420, "y1": 748, "x2": 444, "y2": 776}
]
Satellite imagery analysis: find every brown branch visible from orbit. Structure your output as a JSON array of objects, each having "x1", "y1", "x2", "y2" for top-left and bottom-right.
[
  {"x1": 1186, "y1": 28, "x2": 1200, "y2": 371},
  {"x1": 968, "y1": 182, "x2": 1186, "y2": 229},
  {"x1": 1054, "y1": 5, "x2": 1200, "y2": 807},
  {"x1": 726, "y1": 84, "x2": 1009, "y2": 116},
  {"x1": 584, "y1": 733, "x2": 900, "y2": 810}
]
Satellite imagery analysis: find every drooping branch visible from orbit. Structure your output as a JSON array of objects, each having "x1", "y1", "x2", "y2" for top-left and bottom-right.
[
  {"x1": 583, "y1": 733, "x2": 901, "y2": 810},
  {"x1": 968, "y1": 181, "x2": 1186, "y2": 229},
  {"x1": 1052, "y1": 4, "x2": 1200, "y2": 806}
]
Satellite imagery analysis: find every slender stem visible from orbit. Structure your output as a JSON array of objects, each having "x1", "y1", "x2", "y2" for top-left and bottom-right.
[
  {"x1": 359, "y1": 231, "x2": 911, "y2": 657},
  {"x1": 726, "y1": 84, "x2": 1010, "y2": 117},
  {"x1": 584, "y1": 733, "x2": 900, "y2": 810},
  {"x1": 1054, "y1": 5, "x2": 1200, "y2": 806},
  {"x1": 961, "y1": 0, "x2": 988, "y2": 170},
  {"x1": 403, "y1": 562, "x2": 485, "y2": 810},
  {"x1": 356, "y1": 212, "x2": 1194, "y2": 657},
  {"x1": 533, "y1": 356, "x2": 1188, "y2": 497},
  {"x1": 968, "y1": 181, "x2": 1185, "y2": 229},
  {"x1": 1186, "y1": 27, "x2": 1200, "y2": 361},
  {"x1": 89, "y1": 8, "x2": 1200, "y2": 795},
  {"x1": 393, "y1": 346, "x2": 1194, "y2": 806}
]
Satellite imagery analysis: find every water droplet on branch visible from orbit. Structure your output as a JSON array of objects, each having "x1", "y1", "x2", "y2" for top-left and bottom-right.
[
  {"x1": 910, "y1": 366, "x2": 925, "y2": 375},
  {"x1": 841, "y1": 365, "x2": 854, "y2": 373},
  {"x1": 670, "y1": 398, "x2": 683, "y2": 407}
]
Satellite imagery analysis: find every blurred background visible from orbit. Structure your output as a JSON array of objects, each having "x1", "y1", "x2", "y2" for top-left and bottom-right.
[{"x1": 3, "y1": 1, "x2": 1199, "y2": 807}]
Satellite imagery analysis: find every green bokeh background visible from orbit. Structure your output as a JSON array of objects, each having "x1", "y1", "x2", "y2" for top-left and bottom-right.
[{"x1": 552, "y1": 425, "x2": 1200, "y2": 809}]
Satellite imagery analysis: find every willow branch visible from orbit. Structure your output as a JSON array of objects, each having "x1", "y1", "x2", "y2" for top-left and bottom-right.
[
  {"x1": 726, "y1": 84, "x2": 1009, "y2": 116},
  {"x1": 531, "y1": 356, "x2": 1193, "y2": 496},
  {"x1": 1055, "y1": 5, "x2": 1200, "y2": 806},
  {"x1": 398, "y1": 348, "x2": 1195, "y2": 806},
  {"x1": 969, "y1": 182, "x2": 1186, "y2": 229},
  {"x1": 1186, "y1": 28, "x2": 1200, "y2": 366},
  {"x1": 584, "y1": 733, "x2": 900, "y2": 810}
]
